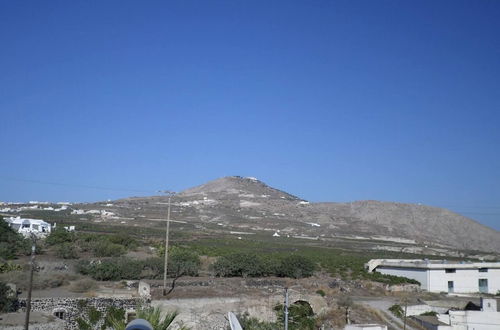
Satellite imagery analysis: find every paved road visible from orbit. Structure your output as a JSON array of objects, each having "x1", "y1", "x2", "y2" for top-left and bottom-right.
[{"x1": 358, "y1": 297, "x2": 421, "y2": 330}]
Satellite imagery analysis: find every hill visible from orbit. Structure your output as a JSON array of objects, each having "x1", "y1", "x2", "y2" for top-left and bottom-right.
[{"x1": 113, "y1": 176, "x2": 500, "y2": 253}]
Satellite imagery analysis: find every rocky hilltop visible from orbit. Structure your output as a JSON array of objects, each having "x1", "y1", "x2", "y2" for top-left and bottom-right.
[{"x1": 111, "y1": 176, "x2": 500, "y2": 253}]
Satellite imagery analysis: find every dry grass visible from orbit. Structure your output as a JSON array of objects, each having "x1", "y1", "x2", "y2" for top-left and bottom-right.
[
  {"x1": 0, "y1": 271, "x2": 78, "y2": 290},
  {"x1": 68, "y1": 278, "x2": 98, "y2": 293}
]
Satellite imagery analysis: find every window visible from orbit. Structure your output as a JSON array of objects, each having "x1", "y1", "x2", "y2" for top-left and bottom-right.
[
  {"x1": 54, "y1": 311, "x2": 65, "y2": 320},
  {"x1": 479, "y1": 268, "x2": 488, "y2": 272},
  {"x1": 445, "y1": 268, "x2": 456, "y2": 273},
  {"x1": 448, "y1": 281, "x2": 454, "y2": 293},
  {"x1": 479, "y1": 279, "x2": 488, "y2": 293}
]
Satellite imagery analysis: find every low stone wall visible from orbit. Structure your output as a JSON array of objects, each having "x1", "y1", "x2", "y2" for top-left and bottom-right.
[{"x1": 17, "y1": 297, "x2": 145, "y2": 329}]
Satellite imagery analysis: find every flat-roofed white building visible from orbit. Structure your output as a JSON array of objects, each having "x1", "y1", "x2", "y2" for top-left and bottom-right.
[
  {"x1": 366, "y1": 259, "x2": 500, "y2": 294},
  {"x1": 4, "y1": 216, "x2": 51, "y2": 237}
]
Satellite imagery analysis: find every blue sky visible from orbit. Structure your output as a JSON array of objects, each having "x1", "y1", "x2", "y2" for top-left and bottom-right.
[{"x1": 1, "y1": 1, "x2": 499, "y2": 230}]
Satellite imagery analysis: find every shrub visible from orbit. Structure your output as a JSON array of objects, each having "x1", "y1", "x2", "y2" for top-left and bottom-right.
[
  {"x1": 275, "y1": 301, "x2": 316, "y2": 330},
  {"x1": 69, "y1": 278, "x2": 97, "y2": 293},
  {"x1": 107, "y1": 233, "x2": 138, "y2": 250},
  {"x1": 55, "y1": 243, "x2": 78, "y2": 259},
  {"x1": 92, "y1": 241, "x2": 126, "y2": 257},
  {"x1": 0, "y1": 261, "x2": 22, "y2": 273},
  {"x1": 213, "y1": 253, "x2": 315, "y2": 278},
  {"x1": 389, "y1": 304, "x2": 404, "y2": 318},
  {"x1": 237, "y1": 312, "x2": 278, "y2": 330},
  {"x1": 212, "y1": 253, "x2": 267, "y2": 277},
  {"x1": 77, "y1": 259, "x2": 142, "y2": 281},
  {"x1": 141, "y1": 257, "x2": 164, "y2": 279},
  {"x1": 316, "y1": 289, "x2": 326, "y2": 297},
  {"x1": 45, "y1": 227, "x2": 76, "y2": 246},
  {"x1": 168, "y1": 247, "x2": 200, "y2": 277},
  {"x1": 366, "y1": 272, "x2": 420, "y2": 285},
  {"x1": 0, "y1": 271, "x2": 74, "y2": 290},
  {"x1": 277, "y1": 255, "x2": 315, "y2": 278},
  {"x1": 420, "y1": 311, "x2": 437, "y2": 316},
  {"x1": 0, "y1": 216, "x2": 29, "y2": 260},
  {"x1": 0, "y1": 281, "x2": 17, "y2": 312}
]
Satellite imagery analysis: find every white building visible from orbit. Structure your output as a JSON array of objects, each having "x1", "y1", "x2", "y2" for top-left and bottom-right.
[
  {"x1": 434, "y1": 298, "x2": 500, "y2": 330},
  {"x1": 4, "y1": 216, "x2": 52, "y2": 237},
  {"x1": 366, "y1": 259, "x2": 500, "y2": 294}
]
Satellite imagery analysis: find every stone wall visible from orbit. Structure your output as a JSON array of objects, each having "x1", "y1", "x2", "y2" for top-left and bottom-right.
[{"x1": 17, "y1": 297, "x2": 145, "y2": 329}]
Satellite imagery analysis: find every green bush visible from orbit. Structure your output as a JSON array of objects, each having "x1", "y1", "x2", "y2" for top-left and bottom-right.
[
  {"x1": 420, "y1": 311, "x2": 437, "y2": 316},
  {"x1": 389, "y1": 304, "x2": 404, "y2": 318},
  {"x1": 0, "y1": 261, "x2": 22, "y2": 273},
  {"x1": 316, "y1": 289, "x2": 325, "y2": 297},
  {"x1": 0, "y1": 281, "x2": 17, "y2": 312},
  {"x1": 0, "y1": 217, "x2": 29, "y2": 260},
  {"x1": 237, "y1": 312, "x2": 278, "y2": 330},
  {"x1": 168, "y1": 247, "x2": 200, "y2": 277},
  {"x1": 77, "y1": 250, "x2": 201, "y2": 282},
  {"x1": 366, "y1": 272, "x2": 420, "y2": 285},
  {"x1": 55, "y1": 243, "x2": 79, "y2": 259},
  {"x1": 45, "y1": 227, "x2": 76, "y2": 246},
  {"x1": 213, "y1": 253, "x2": 315, "y2": 278},
  {"x1": 275, "y1": 302, "x2": 316, "y2": 330},
  {"x1": 92, "y1": 241, "x2": 126, "y2": 257},
  {"x1": 77, "y1": 258, "x2": 143, "y2": 281},
  {"x1": 277, "y1": 255, "x2": 315, "y2": 278},
  {"x1": 107, "y1": 233, "x2": 138, "y2": 250}
]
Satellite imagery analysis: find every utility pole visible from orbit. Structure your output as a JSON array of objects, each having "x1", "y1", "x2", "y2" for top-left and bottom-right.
[
  {"x1": 403, "y1": 295, "x2": 408, "y2": 330},
  {"x1": 284, "y1": 287, "x2": 289, "y2": 330},
  {"x1": 160, "y1": 190, "x2": 175, "y2": 296},
  {"x1": 24, "y1": 241, "x2": 36, "y2": 330}
]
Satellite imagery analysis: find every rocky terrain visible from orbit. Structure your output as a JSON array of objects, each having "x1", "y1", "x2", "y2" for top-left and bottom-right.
[
  {"x1": 2, "y1": 176, "x2": 500, "y2": 254},
  {"x1": 104, "y1": 176, "x2": 500, "y2": 253}
]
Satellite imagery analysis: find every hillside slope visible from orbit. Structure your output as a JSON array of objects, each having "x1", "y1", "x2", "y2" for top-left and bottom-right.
[{"x1": 109, "y1": 176, "x2": 500, "y2": 252}]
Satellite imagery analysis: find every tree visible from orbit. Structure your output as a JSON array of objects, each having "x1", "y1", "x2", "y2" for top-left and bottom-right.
[
  {"x1": 0, "y1": 281, "x2": 17, "y2": 312},
  {"x1": 45, "y1": 226, "x2": 76, "y2": 246},
  {"x1": 0, "y1": 216, "x2": 29, "y2": 260},
  {"x1": 278, "y1": 255, "x2": 315, "y2": 279},
  {"x1": 165, "y1": 247, "x2": 200, "y2": 295},
  {"x1": 275, "y1": 301, "x2": 316, "y2": 330}
]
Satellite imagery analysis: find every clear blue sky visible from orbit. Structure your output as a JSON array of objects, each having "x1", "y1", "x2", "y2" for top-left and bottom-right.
[{"x1": 1, "y1": 1, "x2": 499, "y2": 230}]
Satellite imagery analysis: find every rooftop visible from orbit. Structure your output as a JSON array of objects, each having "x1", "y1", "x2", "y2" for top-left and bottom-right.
[{"x1": 366, "y1": 259, "x2": 500, "y2": 272}]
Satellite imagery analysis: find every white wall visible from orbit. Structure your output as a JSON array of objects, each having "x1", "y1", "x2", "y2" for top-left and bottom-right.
[
  {"x1": 406, "y1": 304, "x2": 448, "y2": 316},
  {"x1": 377, "y1": 267, "x2": 500, "y2": 294},
  {"x1": 428, "y1": 268, "x2": 500, "y2": 294},
  {"x1": 448, "y1": 310, "x2": 500, "y2": 330}
]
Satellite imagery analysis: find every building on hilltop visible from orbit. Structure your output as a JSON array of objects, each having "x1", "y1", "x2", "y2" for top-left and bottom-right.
[{"x1": 366, "y1": 259, "x2": 500, "y2": 294}]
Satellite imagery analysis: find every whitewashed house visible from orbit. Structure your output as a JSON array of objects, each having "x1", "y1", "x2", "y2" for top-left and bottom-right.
[
  {"x1": 433, "y1": 298, "x2": 500, "y2": 330},
  {"x1": 4, "y1": 216, "x2": 52, "y2": 237},
  {"x1": 366, "y1": 259, "x2": 500, "y2": 294}
]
